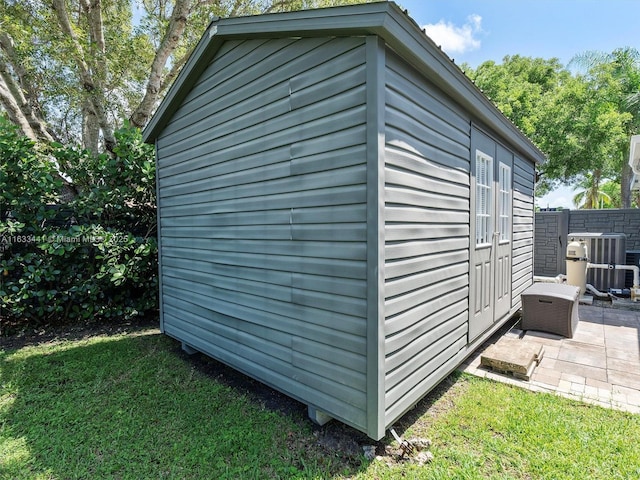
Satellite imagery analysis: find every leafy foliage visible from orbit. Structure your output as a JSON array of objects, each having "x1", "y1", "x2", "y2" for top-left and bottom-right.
[
  {"x1": 465, "y1": 50, "x2": 640, "y2": 205},
  {"x1": 0, "y1": 0, "x2": 376, "y2": 149},
  {"x1": 0, "y1": 117, "x2": 157, "y2": 332},
  {"x1": 469, "y1": 55, "x2": 568, "y2": 139}
]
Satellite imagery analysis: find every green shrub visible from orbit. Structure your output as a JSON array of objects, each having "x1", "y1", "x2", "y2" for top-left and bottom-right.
[{"x1": 0, "y1": 117, "x2": 157, "y2": 333}]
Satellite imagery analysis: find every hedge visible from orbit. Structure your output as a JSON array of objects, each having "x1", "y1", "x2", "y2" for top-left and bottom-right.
[{"x1": 0, "y1": 116, "x2": 158, "y2": 333}]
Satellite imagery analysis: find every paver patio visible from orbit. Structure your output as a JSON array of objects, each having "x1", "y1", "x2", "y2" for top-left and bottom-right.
[{"x1": 460, "y1": 304, "x2": 640, "y2": 414}]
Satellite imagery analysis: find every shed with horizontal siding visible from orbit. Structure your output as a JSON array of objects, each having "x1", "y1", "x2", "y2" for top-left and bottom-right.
[{"x1": 143, "y1": 1, "x2": 546, "y2": 440}]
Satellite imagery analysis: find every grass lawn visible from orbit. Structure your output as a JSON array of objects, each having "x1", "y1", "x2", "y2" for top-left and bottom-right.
[{"x1": 1, "y1": 325, "x2": 639, "y2": 479}]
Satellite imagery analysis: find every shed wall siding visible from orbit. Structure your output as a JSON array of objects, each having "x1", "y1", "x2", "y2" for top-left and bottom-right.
[
  {"x1": 382, "y1": 50, "x2": 471, "y2": 424},
  {"x1": 156, "y1": 37, "x2": 370, "y2": 428},
  {"x1": 512, "y1": 155, "x2": 535, "y2": 306}
]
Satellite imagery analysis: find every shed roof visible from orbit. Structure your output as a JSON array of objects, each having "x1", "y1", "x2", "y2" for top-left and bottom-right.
[{"x1": 143, "y1": 1, "x2": 546, "y2": 165}]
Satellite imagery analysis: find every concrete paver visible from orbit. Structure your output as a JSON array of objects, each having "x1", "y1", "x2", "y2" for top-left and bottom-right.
[{"x1": 460, "y1": 305, "x2": 640, "y2": 414}]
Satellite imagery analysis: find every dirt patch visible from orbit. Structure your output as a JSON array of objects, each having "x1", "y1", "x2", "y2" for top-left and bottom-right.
[{"x1": 180, "y1": 348, "x2": 309, "y2": 418}]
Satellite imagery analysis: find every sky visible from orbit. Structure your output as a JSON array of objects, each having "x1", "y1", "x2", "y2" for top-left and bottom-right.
[{"x1": 395, "y1": 0, "x2": 640, "y2": 208}]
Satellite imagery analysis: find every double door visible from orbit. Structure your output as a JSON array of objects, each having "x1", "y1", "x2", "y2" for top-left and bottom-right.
[{"x1": 469, "y1": 129, "x2": 513, "y2": 342}]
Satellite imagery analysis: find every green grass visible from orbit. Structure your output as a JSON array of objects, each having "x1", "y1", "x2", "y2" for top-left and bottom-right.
[
  {"x1": 362, "y1": 376, "x2": 640, "y2": 480},
  {"x1": 1, "y1": 328, "x2": 639, "y2": 479},
  {"x1": 0, "y1": 331, "x2": 353, "y2": 479}
]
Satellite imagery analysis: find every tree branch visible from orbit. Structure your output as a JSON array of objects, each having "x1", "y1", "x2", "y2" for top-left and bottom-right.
[
  {"x1": 0, "y1": 73, "x2": 38, "y2": 141},
  {"x1": 0, "y1": 33, "x2": 55, "y2": 143},
  {"x1": 129, "y1": 0, "x2": 194, "y2": 129},
  {"x1": 159, "y1": 50, "x2": 190, "y2": 94},
  {"x1": 262, "y1": 0, "x2": 297, "y2": 14}
]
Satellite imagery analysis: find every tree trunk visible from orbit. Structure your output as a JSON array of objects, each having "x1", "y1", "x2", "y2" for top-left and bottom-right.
[
  {"x1": 83, "y1": 99, "x2": 101, "y2": 153},
  {"x1": 80, "y1": 0, "x2": 106, "y2": 55},
  {"x1": 52, "y1": 0, "x2": 116, "y2": 152},
  {"x1": 621, "y1": 162, "x2": 634, "y2": 209}
]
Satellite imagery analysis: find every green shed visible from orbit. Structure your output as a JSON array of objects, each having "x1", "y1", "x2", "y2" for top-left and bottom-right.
[{"x1": 143, "y1": 1, "x2": 545, "y2": 440}]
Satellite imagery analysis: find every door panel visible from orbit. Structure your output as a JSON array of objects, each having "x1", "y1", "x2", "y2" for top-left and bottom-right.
[
  {"x1": 473, "y1": 260, "x2": 491, "y2": 315},
  {"x1": 494, "y1": 146, "x2": 513, "y2": 320},
  {"x1": 469, "y1": 136, "x2": 495, "y2": 341}
]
